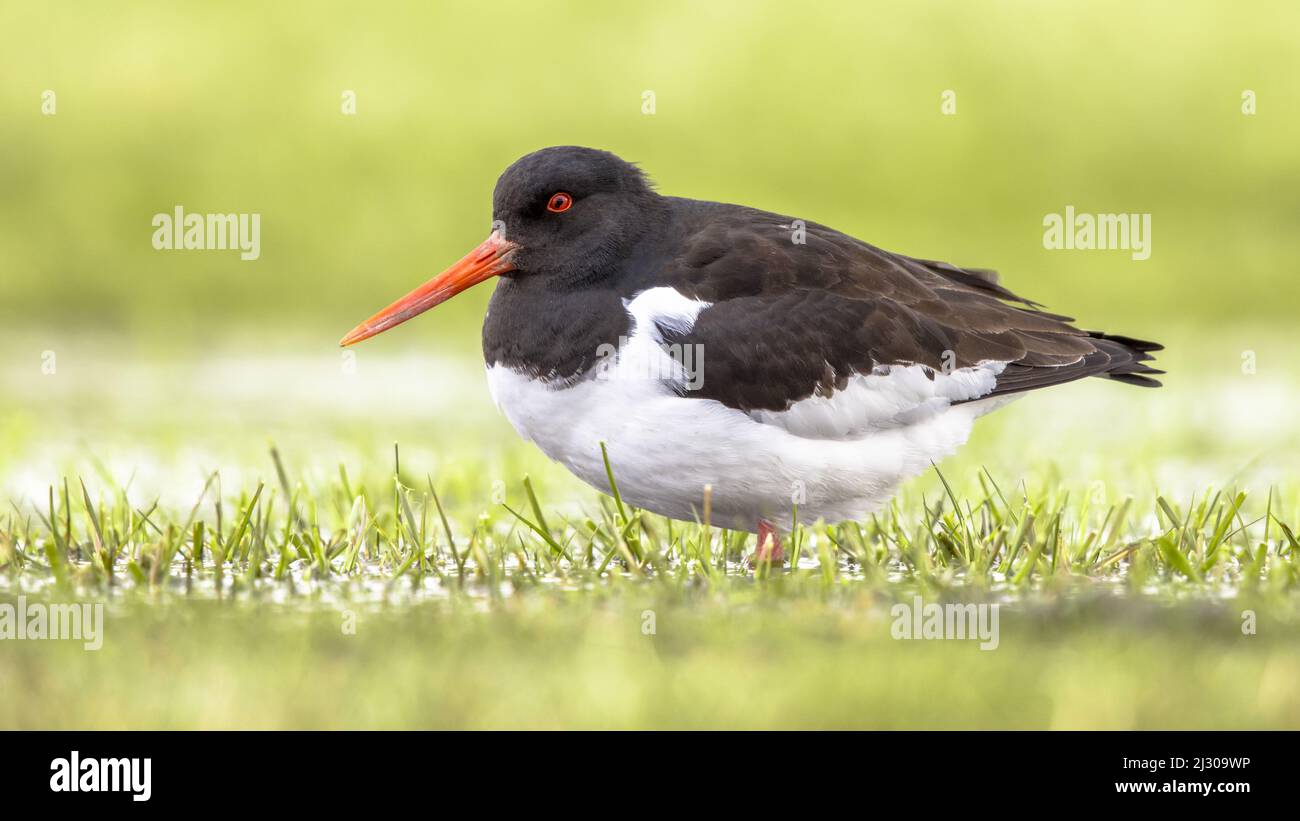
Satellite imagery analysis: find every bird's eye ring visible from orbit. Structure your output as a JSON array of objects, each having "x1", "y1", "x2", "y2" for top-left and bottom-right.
[{"x1": 546, "y1": 192, "x2": 573, "y2": 213}]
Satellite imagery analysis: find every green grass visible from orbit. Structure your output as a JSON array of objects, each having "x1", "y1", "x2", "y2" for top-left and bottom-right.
[
  {"x1": 3, "y1": 325, "x2": 1299, "y2": 728},
  {"x1": 4, "y1": 448, "x2": 1296, "y2": 596},
  {"x1": 6, "y1": 594, "x2": 1299, "y2": 730},
  {"x1": 2, "y1": 434, "x2": 1298, "y2": 729}
]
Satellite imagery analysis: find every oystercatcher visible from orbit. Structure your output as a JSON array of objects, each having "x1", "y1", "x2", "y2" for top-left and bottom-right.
[{"x1": 341, "y1": 146, "x2": 1162, "y2": 562}]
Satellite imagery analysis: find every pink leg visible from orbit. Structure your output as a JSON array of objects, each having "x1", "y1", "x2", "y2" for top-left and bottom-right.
[{"x1": 754, "y1": 518, "x2": 786, "y2": 565}]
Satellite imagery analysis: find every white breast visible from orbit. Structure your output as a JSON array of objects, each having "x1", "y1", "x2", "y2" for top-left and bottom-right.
[{"x1": 485, "y1": 287, "x2": 1013, "y2": 531}]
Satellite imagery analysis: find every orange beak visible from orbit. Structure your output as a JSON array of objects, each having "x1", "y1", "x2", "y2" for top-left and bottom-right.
[{"x1": 339, "y1": 231, "x2": 518, "y2": 346}]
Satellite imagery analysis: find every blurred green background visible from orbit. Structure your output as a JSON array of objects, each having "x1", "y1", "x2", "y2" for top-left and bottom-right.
[
  {"x1": 3, "y1": 0, "x2": 1300, "y2": 732},
  {"x1": 2, "y1": 0, "x2": 1297, "y2": 353},
  {"x1": 3, "y1": 0, "x2": 1298, "y2": 519}
]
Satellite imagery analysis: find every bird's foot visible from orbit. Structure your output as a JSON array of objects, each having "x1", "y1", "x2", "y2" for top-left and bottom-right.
[{"x1": 750, "y1": 519, "x2": 785, "y2": 567}]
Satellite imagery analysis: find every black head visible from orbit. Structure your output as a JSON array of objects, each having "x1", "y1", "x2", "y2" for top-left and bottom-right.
[
  {"x1": 491, "y1": 146, "x2": 664, "y2": 286},
  {"x1": 340, "y1": 146, "x2": 661, "y2": 347}
]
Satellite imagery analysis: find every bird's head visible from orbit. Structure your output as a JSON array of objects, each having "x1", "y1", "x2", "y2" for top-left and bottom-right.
[{"x1": 340, "y1": 146, "x2": 658, "y2": 346}]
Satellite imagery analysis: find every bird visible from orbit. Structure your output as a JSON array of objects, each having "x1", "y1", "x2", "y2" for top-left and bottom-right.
[{"x1": 340, "y1": 146, "x2": 1162, "y2": 563}]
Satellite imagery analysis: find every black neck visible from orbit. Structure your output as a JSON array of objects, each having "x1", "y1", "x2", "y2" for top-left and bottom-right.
[
  {"x1": 481, "y1": 197, "x2": 690, "y2": 380},
  {"x1": 482, "y1": 277, "x2": 632, "y2": 380}
]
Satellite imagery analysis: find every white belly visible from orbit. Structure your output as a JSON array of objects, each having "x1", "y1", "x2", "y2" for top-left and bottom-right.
[
  {"x1": 485, "y1": 364, "x2": 1013, "y2": 531},
  {"x1": 483, "y1": 287, "x2": 1013, "y2": 532},
  {"x1": 483, "y1": 288, "x2": 1008, "y2": 532}
]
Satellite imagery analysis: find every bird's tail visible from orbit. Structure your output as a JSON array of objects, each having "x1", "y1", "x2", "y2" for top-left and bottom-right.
[{"x1": 1088, "y1": 333, "x2": 1165, "y2": 388}]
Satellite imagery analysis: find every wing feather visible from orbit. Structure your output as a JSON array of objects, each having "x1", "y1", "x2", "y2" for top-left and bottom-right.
[{"x1": 652, "y1": 202, "x2": 1162, "y2": 416}]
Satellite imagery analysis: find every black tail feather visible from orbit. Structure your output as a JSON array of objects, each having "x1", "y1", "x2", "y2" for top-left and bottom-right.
[{"x1": 1089, "y1": 332, "x2": 1165, "y2": 388}]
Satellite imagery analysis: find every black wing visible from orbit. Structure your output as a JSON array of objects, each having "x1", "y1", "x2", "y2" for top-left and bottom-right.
[{"x1": 654, "y1": 201, "x2": 1163, "y2": 414}]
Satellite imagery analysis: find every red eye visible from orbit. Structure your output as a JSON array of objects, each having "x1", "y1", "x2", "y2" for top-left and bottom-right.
[{"x1": 546, "y1": 192, "x2": 573, "y2": 213}]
